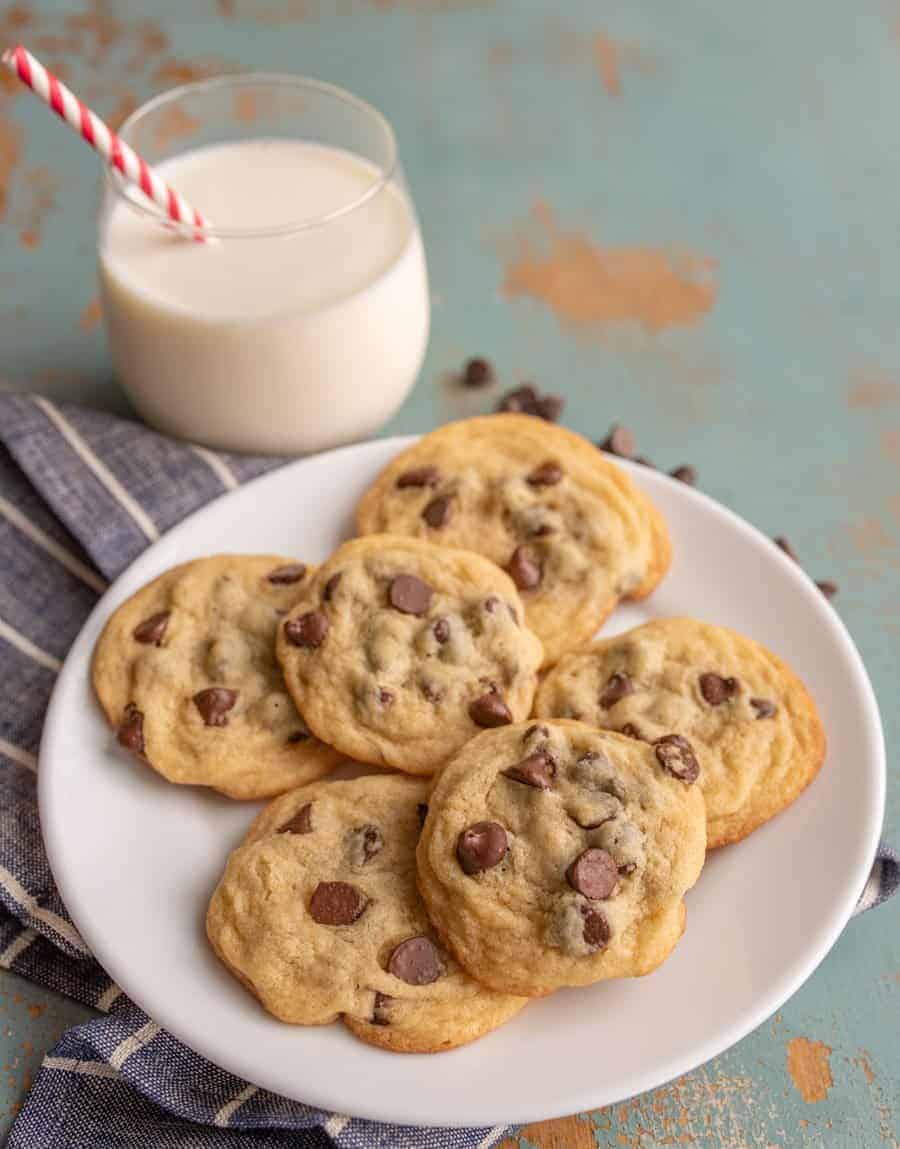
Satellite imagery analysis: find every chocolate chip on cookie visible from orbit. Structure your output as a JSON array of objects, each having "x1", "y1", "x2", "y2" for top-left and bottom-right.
[
  {"x1": 348, "y1": 824, "x2": 383, "y2": 865},
  {"x1": 507, "y1": 545, "x2": 541, "y2": 591},
  {"x1": 396, "y1": 465, "x2": 441, "y2": 489},
  {"x1": 322, "y1": 572, "x2": 342, "y2": 601},
  {"x1": 266, "y1": 563, "x2": 307, "y2": 585},
  {"x1": 132, "y1": 612, "x2": 170, "y2": 646},
  {"x1": 422, "y1": 494, "x2": 453, "y2": 529},
  {"x1": 117, "y1": 703, "x2": 145, "y2": 755},
  {"x1": 388, "y1": 937, "x2": 442, "y2": 985},
  {"x1": 388, "y1": 574, "x2": 433, "y2": 616},
  {"x1": 654, "y1": 734, "x2": 700, "y2": 782},
  {"x1": 751, "y1": 697, "x2": 778, "y2": 719},
  {"x1": 284, "y1": 609, "x2": 329, "y2": 648},
  {"x1": 372, "y1": 991, "x2": 393, "y2": 1026},
  {"x1": 193, "y1": 687, "x2": 238, "y2": 727},
  {"x1": 566, "y1": 848, "x2": 619, "y2": 900},
  {"x1": 281, "y1": 803, "x2": 313, "y2": 834},
  {"x1": 619, "y1": 723, "x2": 646, "y2": 742},
  {"x1": 287, "y1": 729, "x2": 310, "y2": 743},
  {"x1": 581, "y1": 905, "x2": 611, "y2": 950},
  {"x1": 527, "y1": 461, "x2": 563, "y2": 487},
  {"x1": 699, "y1": 673, "x2": 740, "y2": 705},
  {"x1": 600, "y1": 672, "x2": 634, "y2": 708},
  {"x1": 469, "y1": 691, "x2": 513, "y2": 728},
  {"x1": 503, "y1": 750, "x2": 555, "y2": 790},
  {"x1": 309, "y1": 881, "x2": 368, "y2": 925},
  {"x1": 457, "y1": 822, "x2": 508, "y2": 874},
  {"x1": 432, "y1": 617, "x2": 450, "y2": 644}
]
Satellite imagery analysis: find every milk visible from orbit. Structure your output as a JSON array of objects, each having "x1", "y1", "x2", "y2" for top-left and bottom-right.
[{"x1": 99, "y1": 139, "x2": 429, "y2": 454}]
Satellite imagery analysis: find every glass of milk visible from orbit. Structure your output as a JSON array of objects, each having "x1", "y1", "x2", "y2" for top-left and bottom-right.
[{"x1": 98, "y1": 74, "x2": 429, "y2": 454}]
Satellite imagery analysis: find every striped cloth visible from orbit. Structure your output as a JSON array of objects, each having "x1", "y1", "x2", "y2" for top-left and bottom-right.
[{"x1": 0, "y1": 393, "x2": 895, "y2": 1148}]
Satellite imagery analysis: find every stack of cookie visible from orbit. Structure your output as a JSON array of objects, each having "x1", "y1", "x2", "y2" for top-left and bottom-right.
[{"x1": 92, "y1": 413, "x2": 825, "y2": 1054}]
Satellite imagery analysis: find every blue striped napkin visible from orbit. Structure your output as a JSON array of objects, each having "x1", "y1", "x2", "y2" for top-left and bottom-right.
[{"x1": 0, "y1": 393, "x2": 895, "y2": 1148}]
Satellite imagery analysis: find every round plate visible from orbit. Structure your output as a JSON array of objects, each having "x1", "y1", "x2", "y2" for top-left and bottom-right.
[{"x1": 39, "y1": 436, "x2": 885, "y2": 1128}]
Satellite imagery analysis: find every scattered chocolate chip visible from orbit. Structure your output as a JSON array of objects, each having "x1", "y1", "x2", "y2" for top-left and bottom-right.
[
  {"x1": 421, "y1": 681, "x2": 442, "y2": 703},
  {"x1": 388, "y1": 936, "x2": 442, "y2": 985},
  {"x1": 774, "y1": 536, "x2": 798, "y2": 563},
  {"x1": 378, "y1": 689, "x2": 395, "y2": 706},
  {"x1": 457, "y1": 821, "x2": 509, "y2": 874},
  {"x1": 619, "y1": 723, "x2": 645, "y2": 741},
  {"x1": 534, "y1": 395, "x2": 564, "y2": 422},
  {"x1": 193, "y1": 687, "x2": 238, "y2": 727},
  {"x1": 422, "y1": 495, "x2": 453, "y2": 529},
  {"x1": 323, "y1": 572, "x2": 342, "y2": 601},
  {"x1": 816, "y1": 579, "x2": 838, "y2": 600},
  {"x1": 600, "y1": 672, "x2": 634, "y2": 708},
  {"x1": 372, "y1": 991, "x2": 392, "y2": 1026},
  {"x1": 524, "y1": 723, "x2": 550, "y2": 741},
  {"x1": 432, "y1": 617, "x2": 450, "y2": 644},
  {"x1": 309, "y1": 881, "x2": 368, "y2": 926},
  {"x1": 670, "y1": 465, "x2": 697, "y2": 486},
  {"x1": 507, "y1": 545, "x2": 542, "y2": 590},
  {"x1": 567, "y1": 848, "x2": 619, "y2": 900},
  {"x1": 396, "y1": 465, "x2": 441, "y2": 489},
  {"x1": 469, "y1": 691, "x2": 513, "y2": 728},
  {"x1": 281, "y1": 803, "x2": 312, "y2": 834},
  {"x1": 504, "y1": 751, "x2": 556, "y2": 790},
  {"x1": 266, "y1": 563, "x2": 307, "y2": 585},
  {"x1": 132, "y1": 611, "x2": 170, "y2": 646},
  {"x1": 388, "y1": 574, "x2": 433, "y2": 615},
  {"x1": 581, "y1": 905, "x2": 611, "y2": 950},
  {"x1": 417, "y1": 803, "x2": 429, "y2": 828},
  {"x1": 496, "y1": 383, "x2": 538, "y2": 412},
  {"x1": 635, "y1": 457, "x2": 655, "y2": 468},
  {"x1": 462, "y1": 357, "x2": 494, "y2": 387},
  {"x1": 527, "y1": 460, "x2": 563, "y2": 487},
  {"x1": 600, "y1": 425, "x2": 637, "y2": 458},
  {"x1": 618, "y1": 861, "x2": 637, "y2": 876},
  {"x1": 117, "y1": 703, "x2": 145, "y2": 755},
  {"x1": 699, "y1": 673, "x2": 740, "y2": 706},
  {"x1": 654, "y1": 734, "x2": 700, "y2": 782},
  {"x1": 355, "y1": 824, "x2": 383, "y2": 863},
  {"x1": 284, "y1": 609, "x2": 329, "y2": 648},
  {"x1": 287, "y1": 730, "x2": 310, "y2": 743},
  {"x1": 750, "y1": 697, "x2": 778, "y2": 719}
]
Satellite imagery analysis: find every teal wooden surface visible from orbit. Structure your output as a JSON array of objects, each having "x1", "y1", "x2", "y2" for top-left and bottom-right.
[{"x1": 0, "y1": 1, "x2": 898, "y2": 1144}]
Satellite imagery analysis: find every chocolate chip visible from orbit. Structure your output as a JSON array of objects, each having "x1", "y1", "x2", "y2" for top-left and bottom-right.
[
  {"x1": 281, "y1": 803, "x2": 312, "y2": 834},
  {"x1": 670, "y1": 465, "x2": 697, "y2": 486},
  {"x1": 284, "y1": 610, "x2": 329, "y2": 648},
  {"x1": 619, "y1": 723, "x2": 645, "y2": 741},
  {"x1": 816, "y1": 579, "x2": 838, "y2": 600},
  {"x1": 774, "y1": 536, "x2": 798, "y2": 562},
  {"x1": 534, "y1": 395, "x2": 564, "y2": 422},
  {"x1": 600, "y1": 672, "x2": 634, "y2": 708},
  {"x1": 524, "y1": 723, "x2": 550, "y2": 742},
  {"x1": 635, "y1": 457, "x2": 655, "y2": 468},
  {"x1": 417, "y1": 803, "x2": 429, "y2": 828},
  {"x1": 484, "y1": 596, "x2": 500, "y2": 613},
  {"x1": 388, "y1": 574, "x2": 433, "y2": 615},
  {"x1": 133, "y1": 611, "x2": 170, "y2": 645},
  {"x1": 531, "y1": 522, "x2": 556, "y2": 537},
  {"x1": 396, "y1": 465, "x2": 441, "y2": 489},
  {"x1": 504, "y1": 751, "x2": 555, "y2": 790},
  {"x1": 618, "y1": 861, "x2": 637, "y2": 876},
  {"x1": 193, "y1": 687, "x2": 238, "y2": 727},
  {"x1": 117, "y1": 703, "x2": 145, "y2": 755},
  {"x1": 567, "y1": 848, "x2": 619, "y2": 900},
  {"x1": 507, "y1": 545, "x2": 541, "y2": 590},
  {"x1": 751, "y1": 697, "x2": 778, "y2": 719},
  {"x1": 378, "y1": 689, "x2": 395, "y2": 706},
  {"x1": 581, "y1": 906, "x2": 611, "y2": 950},
  {"x1": 600, "y1": 425, "x2": 637, "y2": 458},
  {"x1": 699, "y1": 673, "x2": 740, "y2": 706},
  {"x1": 432, "y1": 617, "x2": 450, "y2": 643},
  {"x1": 287, "y1": 730, "x2": 310, "y2": 743},
  {"x1": 372, "y1": 991, "x2": 392, "y2": 1026},
  {"x1": 469, "y1": 692, "x2": 513, "y2": 728},
  {"x1": 388, "y1": 936, "x2": 442, "y2": 985},
  {"x1": 527, "y1": 461, "x2": 563, "y2": 487},
  {"x1": 322, "y1": 572, "x2": 342, "y2": 601},
  {"x1": 462, "y1": 357, "x2": 494, "y2": 387},
  {"x1": 309, "y1": 882, "x2": 368, "y2": 926},
  {"x1": 496, "y1": 384, "x2": 538, "y2": 412},
  {"x1": 654, "y1": 734, "x2": 700, "y2": 782},
  {"x1": 266, "y1": 563, "x2": 307, "y2": 585},
  {"x1": 421, "y1": 681, "x2": 442, "y2": 703},
  {"x1": 354, "y1": 824, "x2": 383, "y2": 863},
  {"x1": 422, "y1": 494, "x2": 452, "y2": 529},
  {"x1": 457, "y1": 822, "x2": 508, "y2": 874}
]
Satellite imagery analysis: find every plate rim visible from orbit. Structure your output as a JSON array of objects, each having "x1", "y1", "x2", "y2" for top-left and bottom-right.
[{"x1": 38, "y1": 434, "x2": 886, "y2": 1128}]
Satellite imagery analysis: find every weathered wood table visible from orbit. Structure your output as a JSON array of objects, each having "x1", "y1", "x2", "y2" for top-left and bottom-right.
[{"x1": 0, "y1": 1, "x2": 897, "y2": 1144}]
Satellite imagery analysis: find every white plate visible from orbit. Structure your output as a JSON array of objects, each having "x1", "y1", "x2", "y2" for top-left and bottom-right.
[{"x1": 39, "y1": 436, "x2": 885, "y2": 1128}]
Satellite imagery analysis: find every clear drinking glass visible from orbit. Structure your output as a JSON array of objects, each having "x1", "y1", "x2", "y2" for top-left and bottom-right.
[{"x1": 97, "y1": 74, "x2": 429, "y2": 455}]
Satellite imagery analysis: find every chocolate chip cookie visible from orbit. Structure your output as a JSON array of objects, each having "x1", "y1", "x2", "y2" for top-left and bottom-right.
[
  {"x1": 275, "y1": 535, "x2": 543, "y2": 774},
  {"x1": 355, "y1": 415, "x2": 671, "y2": 665},
  {"x1": 92, "y1": 556, "x2": 342, "y2": 800},
  {"x1": 206, "y1": 773, "x2": 527, "y2": 1052},
  {"x1": 416, "y1": 720, "x2": 706, "y2": 997},
  {"x1": 533, "y1": 618, "x2": 826, "y2": 848}
]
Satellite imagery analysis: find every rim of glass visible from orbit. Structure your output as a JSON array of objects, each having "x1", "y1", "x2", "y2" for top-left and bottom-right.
[{"x1": 109, "y1": 72, "x2": 398, "y2": 240}]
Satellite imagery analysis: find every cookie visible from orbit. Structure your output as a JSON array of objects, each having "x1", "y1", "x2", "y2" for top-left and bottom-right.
[
  {"x1": 275, "y1": 535, "x2": 543, "y2": 774},
  {"x1": 206, "y1": 773, "x2": 527, "y2": 1052},
  {"x1": 533, "y1": 618, "x2": 826, "y2": 848},
  {"x1": 92, "y1": 555, "x2": 342, "y2": 800},
  {"x1": 355, "y1": 414, "x2": 671, "y2": 665},
  {"x1": 416, "y1": 720, "x2": 706, "y2": 997}
]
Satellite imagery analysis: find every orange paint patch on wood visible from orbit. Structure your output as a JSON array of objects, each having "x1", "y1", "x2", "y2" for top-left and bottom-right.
[
  {"x1": 879, "y1": 428, "x2": 900, "y2": 466},
  {"x1": 153, "y1": 57, "x2": 233, "y2": 86},
  {"x1": 79, "y1": 298, "x2": 102, "y2": 332},
  {"x1": 0, "y1": 119, "x2": 24, "y2": 223},
  {"x1": 593, "y1": 32, "x2": 622, "y2": 96},
  {"x1": 26, "y1": 1004, "x2": 43, "y2": 1020},
  {"x1": 846, "y1": 370, "x2": 900, "y2": 410},
  {"x1": 852, "y1": 1049, "x2": 877, "y2": 1085},
  {"x1": 15, "y1": 166, "x2": 58, "y2": 249},
  {"x1": 786, "y1": 1037, "x2": 834, "y2": 1103},
  {"x1": 497, "y1": 1117, "x2": 596, "y2": 1149},
  {"x1": 501, "y1": 202, "x2": 718, "y2": 335}
]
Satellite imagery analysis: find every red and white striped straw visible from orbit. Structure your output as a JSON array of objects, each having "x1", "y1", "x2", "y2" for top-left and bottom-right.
[{"x1": 1, "y1": 44, "x2": 211, "y2": 239}]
